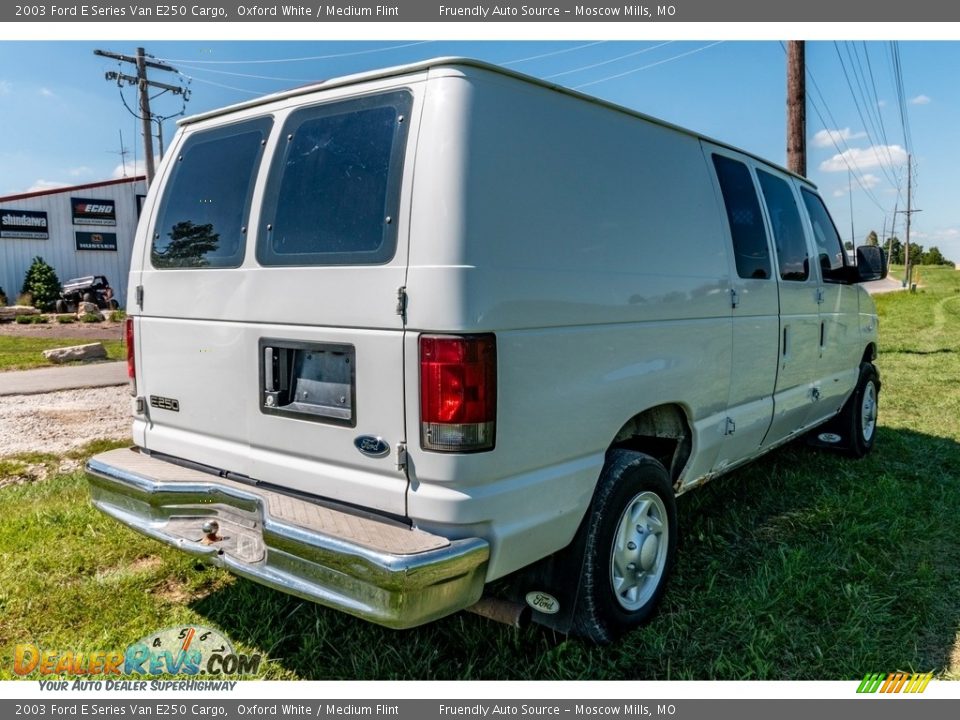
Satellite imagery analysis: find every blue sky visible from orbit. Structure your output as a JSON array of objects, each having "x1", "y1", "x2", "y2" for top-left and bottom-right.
[{"x1": 1, "y1": 40, "x2": 957, "y2": 260}]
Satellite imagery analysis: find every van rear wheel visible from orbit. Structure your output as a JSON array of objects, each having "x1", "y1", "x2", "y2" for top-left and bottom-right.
[{"x1": 572, "y1": 449, "x2": 677, "y2": 643}]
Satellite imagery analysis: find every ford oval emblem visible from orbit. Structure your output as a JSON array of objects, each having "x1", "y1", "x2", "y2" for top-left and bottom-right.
[
  {"x1": 525, "y1": 591, "x2": 560, "y2": 615},
  {"x1": 354, "y1": 435, "x2": 390, "y2": 458}
]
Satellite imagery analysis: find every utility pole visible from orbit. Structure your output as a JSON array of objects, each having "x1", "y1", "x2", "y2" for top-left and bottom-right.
[
  {"x1": 786, "y1": 40, "x2": 806, "y2": 177},
  {"x1": 95, "y1": 48, "x2": 188, "y2": 185},
  {"x1": 135, "y1": 48, "x2": 156, "y2": 183},
  {"x1": 896, "y1": 154, "x2": 921, "y2": 287}
]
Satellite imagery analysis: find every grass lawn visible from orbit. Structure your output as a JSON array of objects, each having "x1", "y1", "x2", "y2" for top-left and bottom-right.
[
  {"x1": 0, "y1": 336, "x2": 124, "y2": 371},
  {"x1": 1, "y1": 268, "x2": 959, "y2": 680}
]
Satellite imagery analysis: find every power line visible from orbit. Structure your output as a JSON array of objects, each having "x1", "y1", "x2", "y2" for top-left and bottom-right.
[
  {"x1": 832, "y1": 42, "x2": 899, "y2": 191},
  {"x1": 172, "y1": 62, "x2": 315, "y2": 83},
  {"x1": 890, "y1": 41, "x2": 914, "y2": 153},
  {"x1": 153, "y1": 41, "x2": 432, "y2": 66},
  {"x1": 782, "y1": 42, "x2": 887, "y2": 212},
  {"x1": 503, "y1": 41, "x2": 605, "y2": 66},
  {"x1": 544, "y1": 42, "x2": 674, "y2": 79},
  {"x1": 180, "y1": 73, "x2": 263, "y2": 96},
  {"x1": 572, "y1": 42, "x2": 724, "y2": 90}
]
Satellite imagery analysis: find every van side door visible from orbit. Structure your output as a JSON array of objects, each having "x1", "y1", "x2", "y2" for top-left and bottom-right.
[
  {"x1": 702, "y1": 146, "x2": 779, "y2": 472},
  {"x1": 754, "y1": 167, "x2": 823, "y2": 448},
  {"x1": 799, "y1": 188, "x2": 862, "y2": 422}
]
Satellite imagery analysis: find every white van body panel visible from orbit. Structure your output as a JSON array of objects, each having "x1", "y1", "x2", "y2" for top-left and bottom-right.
[{"x1": 403, "y1": 68, "x2": 733, "y2": 576}]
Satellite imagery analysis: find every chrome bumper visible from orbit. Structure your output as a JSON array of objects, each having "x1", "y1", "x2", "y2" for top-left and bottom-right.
[{"x1": 85, "y1": 448, "x2": 489, "y2": 629}]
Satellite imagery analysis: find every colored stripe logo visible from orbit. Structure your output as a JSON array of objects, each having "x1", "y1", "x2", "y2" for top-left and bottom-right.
[{"x1": 857, "y1": 672, "x2": 933, "y2": 694}]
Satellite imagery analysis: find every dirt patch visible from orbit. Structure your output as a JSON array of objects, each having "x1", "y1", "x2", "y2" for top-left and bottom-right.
[
  {"x1": 0, "y1": 319, "x2": 123, "y2": 341},
  {"x1": 151, "y1": 578, "x2": 200, "y2": 604},
  {"x1": 0, "y1": 385, "x2": 129, "y2": 457},
  {"x1": 96, "y1": 555, "x2": 165, "y2": 582}
]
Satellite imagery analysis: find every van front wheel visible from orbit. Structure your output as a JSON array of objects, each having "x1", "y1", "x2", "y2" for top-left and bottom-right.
[
  {"x1": 837, "y1": 362, "x2": 881, "y2": 457},
  {"x1": 572, "y1": 450, "x2": 677, "y2": 643}
]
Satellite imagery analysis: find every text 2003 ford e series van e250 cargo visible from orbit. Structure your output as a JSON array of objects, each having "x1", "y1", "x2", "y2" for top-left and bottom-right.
[{"x1": 85, "y1": 58, "x2": 887, "y2": 643}]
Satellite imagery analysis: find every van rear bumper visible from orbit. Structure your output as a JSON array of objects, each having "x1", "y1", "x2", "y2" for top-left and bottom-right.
[{"x1": 85, "y1": 448, "x2": 489, "y2": 629}]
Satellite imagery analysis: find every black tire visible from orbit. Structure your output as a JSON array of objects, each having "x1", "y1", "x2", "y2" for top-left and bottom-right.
[
  {"x1": 839, "y1": 362, "x2": 881, "y2": 457},
  {"x1": 572, "y1": 449, "x2": 678, "y2": 643},
  {"x1": 82, "y1": 292, "x2": 93, "y2": 303},
  {"x1": 55, "y1": 299, "x2": 67, "y2": 313},
  {"x1": 815, "y1": 362, "x2": 880, "y2": 458}
]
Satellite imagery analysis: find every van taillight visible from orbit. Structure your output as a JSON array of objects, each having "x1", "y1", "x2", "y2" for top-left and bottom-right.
[
  {"x1": 420, "y1": 334, "x2": 496, "y2": 452},
  {"x1": 124, "y1": 317, "x2": 136, "y2": 396}
]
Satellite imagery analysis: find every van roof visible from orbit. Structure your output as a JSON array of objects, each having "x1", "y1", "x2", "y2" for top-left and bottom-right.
[{"x1": 180, "y1": 56, "x2": 812, "y2": 187}]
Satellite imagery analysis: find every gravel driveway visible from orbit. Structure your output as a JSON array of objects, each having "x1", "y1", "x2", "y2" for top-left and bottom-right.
[{"x1": 0, "y1": 385, "x2": 130, "y2": 456}]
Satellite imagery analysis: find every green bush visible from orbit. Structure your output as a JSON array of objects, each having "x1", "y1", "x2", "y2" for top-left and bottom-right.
[
  {"x1": 109, "y1": 310, "x2": 127, "y2": 322},
  {"x1": 20, "y1": 257, "x2": 61, "y2": 310},
  {"x1": 15, "y1": 315, "x2": 32, "y2": 324},
  {"x1": 79, "y1": 313, "x2": 102, "y2": 323},
  {"x1": 57, "y1": 315, "x2": 75, "y2": 324}
]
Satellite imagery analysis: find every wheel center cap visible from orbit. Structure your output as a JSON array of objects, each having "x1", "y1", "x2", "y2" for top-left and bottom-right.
[{"x1": 639, "y1": 533, "x2": 659, "y2": 572}]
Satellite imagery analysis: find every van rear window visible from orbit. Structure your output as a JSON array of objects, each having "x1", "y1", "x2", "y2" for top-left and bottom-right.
[
  {"x1": 151, "y1": 117, "x2": 271, "y2": 269},
  {"x1": 257, "y1": 90, "x2": 412, "y2": 266},
  {"x1": 712, "y1": 154, "x2": 772, "y2": 281}
]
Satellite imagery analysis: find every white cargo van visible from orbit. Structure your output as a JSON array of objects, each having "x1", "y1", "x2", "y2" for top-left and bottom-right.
[{"x1": 86, "y1": 58, "x2": 887, "y2": 642}]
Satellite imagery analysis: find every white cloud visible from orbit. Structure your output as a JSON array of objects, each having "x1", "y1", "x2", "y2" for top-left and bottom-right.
[
  {"x1": 811, "y1": 127, "x2": 866, "y2": 149},
  {"x1": 112, "y1": 160, "x2": 147, "y2": 179},
  {"x1": 0, "y1": 80, "x2": 10, "y2": 95},
  {"x1": 26, "y1": 179, "x2": 69, "y2": 193},
  {"x1": 39, "y1": 87, "x2": 55, "y2": 98},
  {"x1": 909, "y1": 94, "x2": 931, "y2": 105},
  {"x1": 818, "y1": 144, "x2": 909, "y2": 173},
  {"x1": 831, "y1": 173, "x2": 881, "y2": 198},
  {"x1": 68, "y1": 166, "x2": 93, "y2": 177}
]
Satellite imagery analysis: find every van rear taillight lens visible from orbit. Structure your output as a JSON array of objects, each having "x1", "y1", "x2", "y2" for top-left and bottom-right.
[
  {"x1": 124, "y1": 317, "x2": 136, "y2": 396},
  {"x1": 420, "y1": 334, "x2": 496, "y2": 452}
]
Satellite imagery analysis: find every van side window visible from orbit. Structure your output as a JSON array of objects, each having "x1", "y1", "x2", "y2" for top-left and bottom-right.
[
  {"x1": 801, "y1": 189, "x2": 848, "y2": 281},
  {"x1": 258, "y1": 90, "x2": 412, "y2": 266},
  {"x1": 152, "y1": 118, "x2": 271, "y2": 269},
  {"x1": 712, "y1": 155, "x2": 771, "y2": 280},
  {"x1": 757, "y1": 170, "x2": 809, "y2": 281}
]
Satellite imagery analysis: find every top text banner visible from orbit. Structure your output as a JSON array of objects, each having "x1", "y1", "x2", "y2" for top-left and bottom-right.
[{"x1": 6, "y1": 0, "x2": 960, "y2": 22}]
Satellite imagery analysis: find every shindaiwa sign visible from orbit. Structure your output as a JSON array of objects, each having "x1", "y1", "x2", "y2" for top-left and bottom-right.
[{"x1": 1, "y1": 209, "x2": 49, "y2": 239}]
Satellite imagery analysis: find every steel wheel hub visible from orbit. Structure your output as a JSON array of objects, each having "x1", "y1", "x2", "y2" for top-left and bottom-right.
[
  {"x1": 861, "y1": 381, "x2": 877, "y2": 442},
  {"x1": 610, "y1": 490, "x2": 668, "y2": 611}
]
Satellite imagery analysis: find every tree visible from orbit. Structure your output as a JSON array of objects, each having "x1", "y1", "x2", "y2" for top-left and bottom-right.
[
  {"x1": 888, "y1": 236, "x2": 903, "y2": 264},
  {"x1": 20, "y1": 256, "x2": 61, "y2": 309},
  {"x1": 922, "y1": 246, "x2": 950, "y2": 266},
  {"x1": 865, "y1": 230, "x2": 879, "y2": 247},
  {"x1": 151, "y1": 221, "x2": 220, "y2": 268},
  {"x1": 908, "y1": 242, "x2": 924, "y2": 268}
]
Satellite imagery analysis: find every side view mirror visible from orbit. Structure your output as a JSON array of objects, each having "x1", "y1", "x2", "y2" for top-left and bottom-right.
[{"x1": 855, "y1": 245, "x2": 887, "y2": 283}]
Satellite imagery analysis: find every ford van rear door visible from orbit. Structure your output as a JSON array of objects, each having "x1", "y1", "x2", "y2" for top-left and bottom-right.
[{"x1": 134, "y1": 87, "x2": 418, "y2": 518}]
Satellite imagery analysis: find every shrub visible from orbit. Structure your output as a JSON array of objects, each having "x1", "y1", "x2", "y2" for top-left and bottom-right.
[
  {"x1": 20, "y1": 257, "x2": 61, "y2": 310},
  {"x1": 109, "y1": 310, "x2": 127, "y2": 322},
  {"x1": 16, "y1": 293, "x2": 32, "y2": 307},
  {"x1": 79, "y1": 313, "x2": 102, "y2": 323},
  {"x1": 15, "y1": 315, "x2": 32, "y2": 324},
  {"x1": 57, "y1": 315, "x2": 75, "y2": 324}
]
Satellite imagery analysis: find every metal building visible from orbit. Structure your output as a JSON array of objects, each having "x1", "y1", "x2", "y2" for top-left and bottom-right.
[{"x1": 0, "y1": 176, "x2": 146, "y2": 307}]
